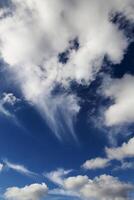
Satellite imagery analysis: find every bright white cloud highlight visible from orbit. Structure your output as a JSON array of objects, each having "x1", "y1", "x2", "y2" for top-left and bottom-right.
[
  {"x1": 82, "y1": 157, "x2": 110, "y2": 170},
  {"x1": 45, "y1": 168, "x2": 71, "y2": 186},
  {"x1": 4, "y1": 183, "x2": 48, "y2": 200},
  {"x1": 104, "y1": 75, "x2": 134, "y2": 126},
  {"x1": 0, "y1": 163, "x2": 3, "y2": 171},
  {"x1": 0, "y1": 0, "x2": 134, "y2": 139},
  {"x1": 106, "y1": 136, "x2": 134, "y2": 160},
  {"x1": 83, "y1": 136, "x2": 134, "y2": 170}
]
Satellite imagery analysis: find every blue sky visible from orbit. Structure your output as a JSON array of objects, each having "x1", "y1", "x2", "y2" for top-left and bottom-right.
[{"x1": 0, "y1": 0, "x2": 134, "y2": 200}]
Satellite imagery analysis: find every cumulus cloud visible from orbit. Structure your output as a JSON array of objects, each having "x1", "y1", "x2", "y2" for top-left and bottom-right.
[
  {"x1": 78, "y1": 174, "x2": 133, "y2": 200},
  {"x1": 106, "y1": 136, "x2": 134, "y2": 160},
  {"x1": 82, "y1": 136, "x2": 134, "y2": 170},
  {"x1": 104, "y1": 75, "x2": 134, "y2": 126},
  {"x1": 4, "y1": 183, "x2": 48, "y2": 200},
  {"x1": 47, "y1": 171, "x2": 133, "y2": 200},
  {"x1": 63, "y1": 175, "x2": 89, "y2": 190},
  {"x1": 82, "y1": 157, "x2": 110, "y2": 170},
  {"x1": 0, "y1": 0, "x2": 134, "y2": 139}
]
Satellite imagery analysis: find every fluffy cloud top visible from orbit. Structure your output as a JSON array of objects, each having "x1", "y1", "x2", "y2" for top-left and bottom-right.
[
  {"x1": 82, "y1": 157, "x2": 110, "y2": 170},
  {"x1": 79, "y1": 174, "x2": 133, "y2": 200},
  {"x1": 47, "y1": 170, "x2": 133, "y2": 200},
  {"x1": 104, "y1": 75, "x2": 134, "y2": 126},
  {"x1": 64, "y1": 175, "x2": 89, "y2": 190},
  {"x1": 0, "y1": 0, "x2": 134, "y2": 139},
  {"x1": 106, "y1": 136, "x2": 134, "y2": 160},
  {"x1": 46, "y1": 168, "x2": 71, "y2": 186},
  {"x1": 4, "y1": 183, "x2": 48, "y2": 200}
]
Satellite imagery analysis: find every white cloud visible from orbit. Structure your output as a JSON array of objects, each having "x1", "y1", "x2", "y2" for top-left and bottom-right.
[
  {"x1": 83, "y1": 136, "x2": 134, "y2": 170},
  {"x1": 2, "y1": 93, "x2": 19, "y2": 105},
  {"x1": 82, "y1": 157, "x2": 110, "y2": 170},
  {"x1": 0, "y1": 0, "x2": 133, "y2": 139},
  {"x1": 104, "y1": 75, "x2": 134, "y2": 126},
  {"x1": 3, "y1": 159, "x2": 37, "y2": 177},
  {"x1": 0, "y1": 163, "x2": 3, "y2": 172},
  {"x1": 45, "y1": 168, "x2": 71, "y2": 186},
  {"x1": 4, "y1": 183, "x2": 48, "y2": 200},
  {"x1": 47, "y1": 171, "x2": 133, "y2": 200},
  {"x1": 0, "y1": 92, "x2": 19, "y2": 117},
  {"x1": 79, "y1": 174, "x2": 133, "y2": 200},
  {"x1": 106, "y1": 136, "x2": 134, "y2": 160},
  {"x1": 63, "y1": 175, "x2": 89, "y2": 190}
]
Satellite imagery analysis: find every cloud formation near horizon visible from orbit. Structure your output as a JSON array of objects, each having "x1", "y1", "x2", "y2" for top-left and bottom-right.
[
  {"x1": 0, "y1": 0, "x2": 134, "y2": 140},
  {"x1": 46, "y1": 168, "x2": 133, "y2": 200},
  {"x1": 4, "y1": 183, "x2": 48, "y2": 200}
]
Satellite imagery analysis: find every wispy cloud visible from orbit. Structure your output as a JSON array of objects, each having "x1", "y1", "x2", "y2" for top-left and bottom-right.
[
  {"x1": 0, "y1": 92, "x2": 20, "y2": 118},
  {"x1": 3, "y1": 159, "x2": 38, "y2": 178}
]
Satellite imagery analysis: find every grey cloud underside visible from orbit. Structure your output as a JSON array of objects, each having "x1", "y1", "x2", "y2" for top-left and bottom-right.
[{"x1": 0, "y1": 0, "x2": 134, "y2": 140}]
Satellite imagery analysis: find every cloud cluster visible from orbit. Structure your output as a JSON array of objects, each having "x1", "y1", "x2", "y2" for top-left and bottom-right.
[
  {"x1": 2, "y1": 164, "x2": 134, "y2": 200},
  {"x1": 4, "y1": 183, "x2": 48, "y2": 200},
  {"x1": 83, "y1": 136, "x2": 134, "y2": 170},
  {"x1": 106, "y1": 136, "x2": 134, "y2": 160},
  {"x1": 0, "y1": 0, "x2": 134, "y2": 139},
  {"x1": 47, "y1": 169, "x2": 133, "y2": 200}
]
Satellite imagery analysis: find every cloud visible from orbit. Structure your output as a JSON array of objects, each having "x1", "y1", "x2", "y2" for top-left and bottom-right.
[
  {"x1": 106, "y1": 136, "x2": 134, "y2": 160},
  {"x1": 82, "y1": 136, "x2": 134, "y2": 170},
  {"x1": 78, "y1": 174, "x2": 133, "y2": 200},
  {"x1": 47, "y1": 171, "x2": 133, "y2": 200},
  {"x1": 2, "y1": 92, "x2": 20, "y2": 105},
  {"x1": 0, "y1": 92, "x2": 19, "y2": 117},
  {"x1": 4, "y1": 183, "x2": 48, "y2": 200},
  {"x1": 114, "y1": 161, "x2": 134, "y2": 171},
  {"x1": 0, "y1": 0, "x2": 134, "y2": 140},
  {"x1": 45, "y1": 168, "x2": 72, "y2": 186},
  {"x1": 3, "y1": 159, "x2": 37, "y2": 178},
  {"x1": 82, "y1": 157, "x2": 110, "y2": 170},
  {"x1": 0, "y1": 163, "x2": 4, "y2": 171},
  {"x1": 103, "y1": 75, "x2": 134, "y2": 126},
  {"x1": 63, "y1": 175, "x2": 89, "y2": 190}
]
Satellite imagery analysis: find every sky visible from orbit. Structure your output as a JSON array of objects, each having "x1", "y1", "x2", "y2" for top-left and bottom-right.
[{"x1": 0, "y1": 0, "x2": 134, "y2": 199}]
